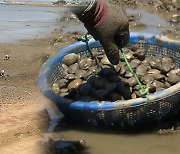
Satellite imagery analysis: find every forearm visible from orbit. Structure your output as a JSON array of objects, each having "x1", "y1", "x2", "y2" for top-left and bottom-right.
[{"x1": 59, "y1": 0, "x2": 129, "y2": 65}]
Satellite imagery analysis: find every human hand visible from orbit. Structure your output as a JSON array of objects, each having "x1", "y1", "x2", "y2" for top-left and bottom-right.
[{"x1": 75, "y1": 0, "x2": 129, "y2": 65}]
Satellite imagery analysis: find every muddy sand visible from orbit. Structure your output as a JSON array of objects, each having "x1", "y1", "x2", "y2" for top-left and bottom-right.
[{"x1": 0, "y1": 32, "x2": 83, "y2": 154}]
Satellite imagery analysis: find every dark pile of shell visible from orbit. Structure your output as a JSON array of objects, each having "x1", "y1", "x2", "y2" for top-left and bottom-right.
[{"x1": 52, "y1": 46, "x2": 180, "y2": 102}]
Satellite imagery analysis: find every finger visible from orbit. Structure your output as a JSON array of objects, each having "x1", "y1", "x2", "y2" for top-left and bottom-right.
[
  {"x1": 100, "y1": 39, "x2": 120, "y2": 65},
  {"x1": 115, "y1": 25, "x2": 130, "y2": 48}
]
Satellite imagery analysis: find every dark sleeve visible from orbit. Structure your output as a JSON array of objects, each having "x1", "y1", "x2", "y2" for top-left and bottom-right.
[{"x1": 64, "y1": 0, "x2": 97, "y2": 14}]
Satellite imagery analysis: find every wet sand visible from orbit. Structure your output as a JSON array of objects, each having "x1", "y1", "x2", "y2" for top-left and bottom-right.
[{"x1": 0, "y1": 31, "x2": 83, "y2": 154}]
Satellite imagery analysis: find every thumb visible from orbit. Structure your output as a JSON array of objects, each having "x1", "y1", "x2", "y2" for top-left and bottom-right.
[{"x1": 100, "y1": 40, "x2": 120, "y2": 65}]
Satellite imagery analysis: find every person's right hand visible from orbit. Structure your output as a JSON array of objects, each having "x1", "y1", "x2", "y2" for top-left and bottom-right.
[{"x1": 75, "y1": 0, "x2": 129, "y2": 65}]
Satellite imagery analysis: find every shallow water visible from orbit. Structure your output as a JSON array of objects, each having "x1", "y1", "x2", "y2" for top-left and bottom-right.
[
  {"x1": 0, "y1": 4, "x2": 175, "y2": 44},
  {"x1": 0, "y1": 86, "x2": 16, "y2": 91},
  {"x1": 0, "y1": 4, "x2": 174, "y2": 43},
  {"x1": 0, "y1": 3, "x2": 87, "y2": 43},
  {"x1": 0, "y1": 4, "x2": 64, "y2": 43},
  {"x1": 45, "y1": 102, "x2": 180, "y2": 154},
  {"x1": 127, "y1": 8, "x2": 173, "y2": 34},
  {"x1": 49, "y1": 129, "x2": 180, "y2": 154},
  {"x1": 0, "y1": 0, "x2": 57, "y2": 2},
  {"x1": 45, "y1": 97, "x2": 180, "y2": 154}
]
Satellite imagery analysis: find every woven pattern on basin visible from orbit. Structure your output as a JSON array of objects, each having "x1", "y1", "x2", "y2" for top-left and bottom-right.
[{"x1": 39, "y1": 33, "x2": 180, "y2": 128}]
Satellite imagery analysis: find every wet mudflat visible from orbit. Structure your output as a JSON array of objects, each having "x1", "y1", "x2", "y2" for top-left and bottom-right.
[{"x1": 0, "y1": 1, "x2": 180, "y2": 154}]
